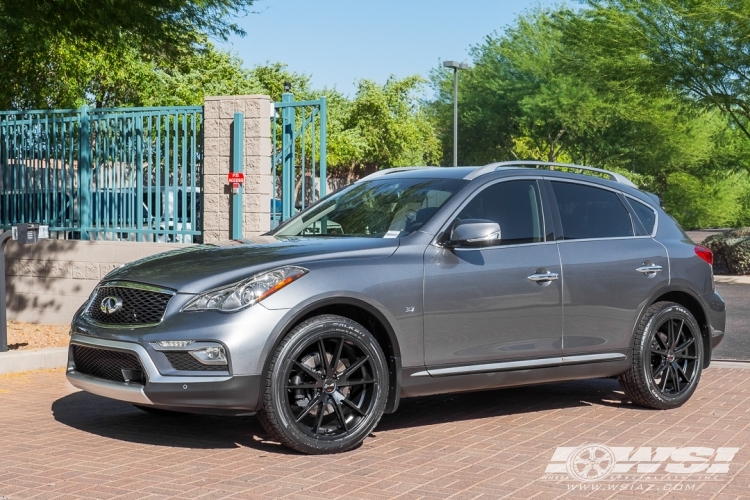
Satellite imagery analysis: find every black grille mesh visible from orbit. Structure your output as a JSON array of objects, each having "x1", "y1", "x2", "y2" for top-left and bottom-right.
[
  {"x1": 85, "y1": 284, "x2": 172, "y2": 325},
  {"x1": 73, "y1": 345, "x2": 143, "y2": 382},
  {"x1": 164, "y1": 352, "x2": 226, "y2": 372}
]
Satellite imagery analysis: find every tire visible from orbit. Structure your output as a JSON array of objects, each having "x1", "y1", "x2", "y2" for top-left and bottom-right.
[
  {"x1": 133, "y1": 404, "x2": 185, "y2": 416},
  {"x1": 619, "y1": 301, "x2": 704, "y2": 409},
  {"x1": 257, "y1": 314, "x2": 389, "y2": 454}
]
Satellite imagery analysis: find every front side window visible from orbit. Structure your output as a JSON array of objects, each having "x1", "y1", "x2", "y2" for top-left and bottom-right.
[
  {"x1": 552, "y1": 181, "x2": 634, "y2": 240},
  {"x1": 453, "y1": 179, "x2": 545, "y2": 246},
  {"x1": 274, "y1": 177, "x2": 467, "y2": 238}
]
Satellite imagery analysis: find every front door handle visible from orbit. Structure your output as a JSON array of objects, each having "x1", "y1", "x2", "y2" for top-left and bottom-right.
[
  {"x1": 527, "y1": 272, "x2": 560, "y2": 286},
  {"x1": 636, "y1": 264, "x2": 663, "y2": 278}
]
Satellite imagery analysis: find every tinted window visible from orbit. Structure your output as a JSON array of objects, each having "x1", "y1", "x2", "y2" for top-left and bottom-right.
[
  {"x1": 629, "y1": 198, "x2": 657, "y2": 234},
  {"x1": 455, "y1": 180, "x2": 545, "y2": 245},
  {"x1": 552, "y1": 182, "x2": 634, "y2": 240}
]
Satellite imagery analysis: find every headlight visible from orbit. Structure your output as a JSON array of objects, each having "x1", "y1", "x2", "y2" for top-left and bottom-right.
[{"x1": 182, "y1": 266, "x2": 308, "y2": 312}]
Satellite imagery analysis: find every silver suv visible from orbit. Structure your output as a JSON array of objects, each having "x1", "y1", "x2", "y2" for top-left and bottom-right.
[{"x1": 67, "y1": 162, "x2": 726, "y2": 454}]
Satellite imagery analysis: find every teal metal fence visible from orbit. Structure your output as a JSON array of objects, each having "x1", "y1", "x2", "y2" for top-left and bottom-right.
[
  {"x1": 0, "y1": 106, "x2": 203, "y2": 242},
  {"x1": 271, "y1": 93, "x2": 327, "y2": 227}
]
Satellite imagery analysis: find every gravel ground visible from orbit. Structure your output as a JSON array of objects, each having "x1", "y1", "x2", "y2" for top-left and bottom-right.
[{"x1": 5, "y1": 321, "x2": 69, "y2": 350}]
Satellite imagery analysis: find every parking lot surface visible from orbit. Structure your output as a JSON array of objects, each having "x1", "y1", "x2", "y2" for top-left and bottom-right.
[
  {"x1": 1, "y1": 366, "x2": 749, "y2": 500},
  {"x1": 714, "y1": 283, "x2": 750, "y2": 361}
]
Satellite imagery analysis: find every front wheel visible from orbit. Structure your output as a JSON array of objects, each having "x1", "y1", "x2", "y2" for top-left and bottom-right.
[
  {"x1": 619, "y1": 301, "x2": 704, "y2": 409},
  {"x1": 257, "y1": 315, "x2": 389, "y2": 454}
]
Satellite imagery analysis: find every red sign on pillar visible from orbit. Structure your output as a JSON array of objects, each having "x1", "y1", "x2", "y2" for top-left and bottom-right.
[{"x1": 227, "y1": 172, "x2": 245, "y2": 184}]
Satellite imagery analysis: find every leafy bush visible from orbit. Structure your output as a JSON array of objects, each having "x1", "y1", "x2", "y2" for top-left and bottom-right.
[
  {"x1": 701, "y1": 228, "x2": 750, "y2": 275},
  {"x1": 663, "y1": 171, "x2": 750, "y2": 229}
]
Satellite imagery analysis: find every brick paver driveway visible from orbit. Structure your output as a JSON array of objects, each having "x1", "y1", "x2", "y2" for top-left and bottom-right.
[{"x1": 1, "y1": 366, "x2": 749, "y2": 500}]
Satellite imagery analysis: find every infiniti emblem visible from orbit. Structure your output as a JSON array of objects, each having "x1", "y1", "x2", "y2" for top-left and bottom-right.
[{"x1": 100, "y1": 296, "x2": 123, "y2": 315}]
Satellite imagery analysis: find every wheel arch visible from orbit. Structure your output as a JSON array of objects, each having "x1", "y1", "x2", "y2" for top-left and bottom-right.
[
  {"x1": 644, "y1": 286, "x2": 711, "y2": 368},
  {"x1": 260, "y1": 296, "x2": 403, "y2": 413}
]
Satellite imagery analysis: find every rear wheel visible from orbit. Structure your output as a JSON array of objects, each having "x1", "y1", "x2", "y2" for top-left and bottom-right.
[
  {"x1": 619, "y1": 301, "x2": 703, "y2": 409},
  {"x1": 258, "y1": 315, "x2": 388, "y2": 454}
]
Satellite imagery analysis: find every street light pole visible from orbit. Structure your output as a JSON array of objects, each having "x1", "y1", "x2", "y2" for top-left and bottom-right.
[{"x1": 443, "y1": 60, "x2": 469, "y2": 167}]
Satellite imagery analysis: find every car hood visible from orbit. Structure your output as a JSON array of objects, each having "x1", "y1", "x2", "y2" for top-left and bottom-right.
[{"x1": 103, "y1": 236, "x2": 400, "y2": 293}]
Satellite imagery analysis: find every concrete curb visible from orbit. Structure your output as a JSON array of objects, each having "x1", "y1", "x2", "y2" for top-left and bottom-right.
[
  {"x1": 711, "y1": 360, "x2": 750, "y2": 370},
  {"x1": 714, "y1": 275, "x2": 750, "y2": 284},
  {"x1": 0, "y1": 347, "x2": 67, "y2": 375}
]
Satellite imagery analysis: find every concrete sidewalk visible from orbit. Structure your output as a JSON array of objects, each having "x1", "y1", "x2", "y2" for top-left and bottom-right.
[
  {"x1": 0, "y1": 346, "x2": 67, "y2": 375},
  {"x1": 714, "y1": 275, "x2": 750, "y2": 284}
]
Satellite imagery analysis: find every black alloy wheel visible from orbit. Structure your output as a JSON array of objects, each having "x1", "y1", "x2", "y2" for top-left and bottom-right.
[
  {"x1": 647, "y1": 315, "x2": 700, "y2": 397},
  {"x1": 258, "y1": 315, "x2": 388, "y2": 454},
  {"x1": 619, "y1": 301, "x2": 704, "y2": 410}
]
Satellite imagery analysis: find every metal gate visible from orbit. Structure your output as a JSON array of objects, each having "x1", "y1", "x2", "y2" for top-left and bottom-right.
[
  {"x1": 271, "y1": 93, "x2": 327, "y2": 226},
  {"x1": 0, "y1": 105, "x2": 203, "y2": 242}
]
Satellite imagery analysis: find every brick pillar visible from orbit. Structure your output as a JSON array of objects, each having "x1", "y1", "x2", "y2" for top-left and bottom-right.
[{"x1": 203, "y1": 95, "x2": 272, "y2": 243}]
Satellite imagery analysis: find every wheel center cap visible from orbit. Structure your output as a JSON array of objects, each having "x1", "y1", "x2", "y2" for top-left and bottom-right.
[
  {"x1": 666, "y1": 352, "x2": 675, "y2": 362},
  {"x1": 323, "y1": 379, "x2": 336, "y2": 394}
]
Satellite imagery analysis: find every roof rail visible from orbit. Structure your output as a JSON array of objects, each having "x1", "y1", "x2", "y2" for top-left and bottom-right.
[
  {"x1": 464, "y1": 161, "x2": 637, "y2": 188},
  {"x1": 360, "y1": 166, "x2": 434, "y2": 180}
]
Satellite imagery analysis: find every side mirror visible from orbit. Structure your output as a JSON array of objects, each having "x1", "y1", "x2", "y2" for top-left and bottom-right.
[{"x1": 447, "y1": 219, "x2": 502, "y2": 248}]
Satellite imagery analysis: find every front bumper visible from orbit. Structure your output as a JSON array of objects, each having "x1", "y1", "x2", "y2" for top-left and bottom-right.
[{"x1": 67, "y1": 334, "x2": 262, "y2": 411}]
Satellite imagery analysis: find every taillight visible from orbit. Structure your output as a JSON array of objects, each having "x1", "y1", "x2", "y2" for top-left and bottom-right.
[{"x1": 694, "y1": 245, "x2": 713, "y2": 266}]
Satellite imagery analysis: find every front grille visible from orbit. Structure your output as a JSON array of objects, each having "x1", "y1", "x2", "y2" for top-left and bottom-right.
[
  {"x1": 73, "y1": 345, "x2": 143, "y2": 382},
  {"x1": 164, "y1": 352, "x2": 226, "y2": 372},
  {"x1": 85, "y1": 283, "x2": 173, "y2": 326}
]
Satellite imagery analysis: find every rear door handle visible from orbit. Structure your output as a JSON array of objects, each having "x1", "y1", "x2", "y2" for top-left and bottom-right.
[
  {"x1": 636, "y1": 264, "x2": 663, "y2": 278},
  {"x1": 527, "y1": 272, "x2": 560, "y2": 286}
]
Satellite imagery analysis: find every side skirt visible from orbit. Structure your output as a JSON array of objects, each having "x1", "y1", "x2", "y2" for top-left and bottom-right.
[{"x1": 399, "y1": 354, "x2": 630, "y2": 399}]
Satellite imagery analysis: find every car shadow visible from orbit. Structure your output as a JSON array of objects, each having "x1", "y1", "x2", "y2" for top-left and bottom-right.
[
  {"x1": 377, "y1": 377, "x2": 643, "y2": 433},
  {"x1": 51, "y1": 391, "x2": 295, "y2": 454},
  {"x1": 52, "y1": 378, "x2": 640, "y2": 453}
]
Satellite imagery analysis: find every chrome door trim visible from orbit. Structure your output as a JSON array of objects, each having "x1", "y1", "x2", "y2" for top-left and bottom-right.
[{"x1": 412, "y1": 352, "x2": 626, "y2": 377}]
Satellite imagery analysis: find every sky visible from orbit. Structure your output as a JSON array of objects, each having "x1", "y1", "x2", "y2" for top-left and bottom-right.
[{"x1": 217, "y1": 0, "x2": 560, "y2": 98}]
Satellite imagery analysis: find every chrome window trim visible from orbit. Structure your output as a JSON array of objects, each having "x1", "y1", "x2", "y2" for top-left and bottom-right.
[
  {"x1": 431, "y1": 176, "x2": 549, "y2": 249},
  {"x1": 412, "y1": 352, "x2": 626, "y2": 377},
  {"x1": 623, "y1": 193, "x2": 659, "y2": 238},
  {"x1": 450, "y1": 240, "x2": 557, "y2": 251},
  {"x1": 555, "y1": 235, "x2": 653, "y2": 244},
  {"x1": 82, "y1": 281, "x2": 176, "y2": 329},
  {"x1": 69, "y1": 334, "x2": 231, "y2": 384}
]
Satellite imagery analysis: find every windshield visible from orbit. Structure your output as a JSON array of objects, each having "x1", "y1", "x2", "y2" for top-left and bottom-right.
[{"x1": 274, "y1": 177, "x2": 468, "y2": 238}]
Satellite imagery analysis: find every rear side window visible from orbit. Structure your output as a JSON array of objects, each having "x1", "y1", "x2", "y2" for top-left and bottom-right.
[
  {"x1": 551, "y1": 182, "x2": 634, "y2": 240},
  {"x1": 455, "y1": 179, "x2": 545, "y2": 245},
  {"x1": 628, "y1": 198, "x2": 657, "y2": 234}
]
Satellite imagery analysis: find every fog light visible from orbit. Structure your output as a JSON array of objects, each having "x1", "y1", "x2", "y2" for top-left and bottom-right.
[
  {"x1": 189, "y1": 346, "x2": 228, "y2": 366},
  {"x1": 157, "y1": 340, "x2": 194, "y2": 348}
]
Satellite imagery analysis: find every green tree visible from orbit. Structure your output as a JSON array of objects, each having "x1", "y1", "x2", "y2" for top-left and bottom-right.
[
  {"x1": 0, "y1": 0, "x2": 255, "y2": 108},
  {"x1": 343, "y1": 76, "x2": 441, "y2": 172},
  {"x1": 429, "y1": 7, "x2": 734, "y2": 187},
  {"x1": 567, "y1": 0, "x2": 750, "y2": 144}
]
